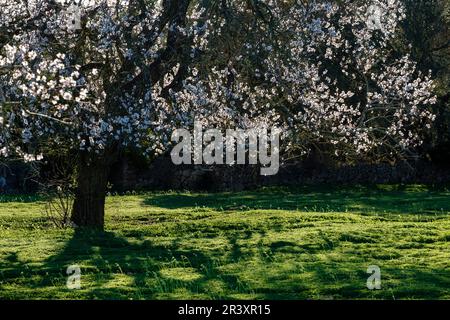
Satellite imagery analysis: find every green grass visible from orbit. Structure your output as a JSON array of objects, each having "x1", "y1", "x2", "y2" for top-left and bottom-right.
[{"x1": 0, "y1": 184, "x2": 449, "y2": 300}]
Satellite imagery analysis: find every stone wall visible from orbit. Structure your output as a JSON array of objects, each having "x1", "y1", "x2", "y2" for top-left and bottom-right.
[
  {"x1": 108, "y1": 154, "x2": 450, "y2": 192},
  {"x1": 3, "y1": 155, "x2": 450, "y2": 194}
]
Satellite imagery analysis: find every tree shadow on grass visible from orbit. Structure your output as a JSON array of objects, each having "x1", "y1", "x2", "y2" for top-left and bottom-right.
[
  {"x1": 1, "y1": 227, "x2": 450, "y2": 299},
  {"x1": 142, "y1": 185, "x2": 450, "y2": 215},
  {"x1": 30, "y1": 228, "x2": 249, "y2": 299}
]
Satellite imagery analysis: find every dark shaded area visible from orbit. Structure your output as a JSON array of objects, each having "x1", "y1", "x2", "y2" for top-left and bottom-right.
[
  {"x1": 0, "y1": 162, "x2": 39, "y2": 194},
  {"x1": 4, "y1": 156, "x2": 450, "y2": 195},
  {"x1": 107, "y1": 154, "x2": 450, "y2": 192},
  {"x1": 402, "y1": 0, "x2": 450, "y2": 165}
]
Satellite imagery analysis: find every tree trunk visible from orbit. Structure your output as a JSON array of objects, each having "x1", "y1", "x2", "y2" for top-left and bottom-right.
[{"x1": 71, "y1": 153, "x2": 114, "y2": 229}]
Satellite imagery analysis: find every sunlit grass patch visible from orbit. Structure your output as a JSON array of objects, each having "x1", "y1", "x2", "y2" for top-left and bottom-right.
[{"x1": 0, "y1": 184, "x2": 449, "y2": 299}]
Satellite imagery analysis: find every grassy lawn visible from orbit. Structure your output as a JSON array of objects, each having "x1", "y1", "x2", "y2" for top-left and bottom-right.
[{"x1": 0, "y1": 184, "x2": 449, "y2": 300}]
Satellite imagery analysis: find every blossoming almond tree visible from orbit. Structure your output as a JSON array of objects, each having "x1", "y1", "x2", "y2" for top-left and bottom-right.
[
  {"x1": 0, "y1": 0, "x2": 204, "y2": 227},
  {"x1": 264, "y1": 0, "x2": 437, "y2": 160},
  {"x1": 157, "y1": 0, "x2": 436, "y2": 161},
  {"x1": 0, "y1": 0, "x2": 436, "y2": 229}
]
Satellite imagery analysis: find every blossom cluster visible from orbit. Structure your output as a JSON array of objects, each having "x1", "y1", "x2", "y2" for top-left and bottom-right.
[{"x1": 0, "y1": 0, "x2": 437, "y2": 163}]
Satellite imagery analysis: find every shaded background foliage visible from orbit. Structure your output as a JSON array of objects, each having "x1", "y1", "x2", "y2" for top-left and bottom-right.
[{"x1": 402, "y1": 0, "x2": 450, "y2": 164}]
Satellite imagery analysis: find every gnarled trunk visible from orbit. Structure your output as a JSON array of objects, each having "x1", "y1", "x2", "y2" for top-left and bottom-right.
[{"x1": 71, "y1": 153, "x2": 115, "y2": 229}]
